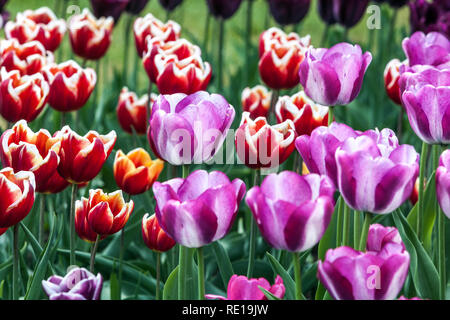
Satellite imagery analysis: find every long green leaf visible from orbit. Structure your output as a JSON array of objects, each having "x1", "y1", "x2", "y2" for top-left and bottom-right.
[
  {"x1": 211, "y1": 241, "x2": 234, "y2": 289},
  {"x1": 163, "y1": 266, "x2": 179, "y2": 300},
  {"x1": 266, "y1": 252, "x2": 297, "y2": 300},
  {"x1": 259, "y1": 286, "x2": 281, "y2": 300}
]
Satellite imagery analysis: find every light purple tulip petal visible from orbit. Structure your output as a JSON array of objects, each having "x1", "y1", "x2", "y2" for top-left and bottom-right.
[
  {"x1": 437, "y1": 150, "x2": 450, "y2": 218},
  {"x1": 402, "y1": 31, "x2": 450, "y2": 68}
]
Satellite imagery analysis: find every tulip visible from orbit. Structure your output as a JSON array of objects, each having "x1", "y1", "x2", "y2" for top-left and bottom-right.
[
  {"x1": 90, "y1": 0, "x2": 130, "y2": 22},
  {"x1": 246, "y1": 171, "x2": 335, "y2": 252},
  {"x1": 384, "y1": 59, "x2": 403, "y2": 106},
  {"x1": 42, "y1": 267, "x2": 103, "y2": 300},
  {"x1": 206, "y1": 0, "x2": 243, "y2": 20},
  {"x1": 57, "y1": 126, "x2": 116, "y2": 184},
  {"x1": 0, "y1": 167, "x2": 35, "y2": 228},
  {"x1": 153, "y1": 170, "x2": 246, "y2": 248},
  {"x1": 241, "y1": 85, "x2": 271, "y2": 119},
  {"x1": 0, "y1": 228, "x2": 7, "y2": 236},
  {"x1": 1, "y1": 121, "x2": 69, "y2": 194},
  {"x1": 114, "y1": 148, "x2": 164, "y2": 195},
  {"x1": 332, "y1": 0, "x2": 369, "y2": 29},
  {"x1": 335, "y1": 129, "x2": 419, "y2": 214},
  {"x1": 267, "y1": 0, "x2": 311, "y2": 26},
  {"x1": 75, "y1": 189, "x2": 134, "y2": 241},
  {"x1": 399, "y1": 65, "x2": 450, "y2": 145},
  {"x1": 259, "y1": 27, "x2": 310, "y2": 90},
  {"x1": 0, "y1": 39, "x2": 53, "y2": 75},
  {"x1": 409, "y1": 0, "x2": 450, "y2": 39},
  {"x1": 142, "y1": 213, "x2": 176, "y2": 252},
  {"x1": 126, "y1": 0, "x2": 149, "y2": 14},
  {"x1": 134, "y1": 13, "x2": 181, "y2": 57},
  {"x1": 317, "y1": 0, "x2": 336, "y2": 25},
  {"x1": 206, "y1": 275, "x2": 285, "y2": 300},
  {"x1": 299, "y1": 43, "x2": 372, "y2": 106},
  {"x1": 68, "y1": 9, "x2": 114, "y2": 61},
  {"x1": 42, "y1": 60, "x2": 97, "y2": 113},
  {"x1": 410, "y1": 177, "x2": 420, "y2": 206},
  {"x1": 0, "y1": 67, "x2": 49, "y2": 123},
  {"x1": 374, "y1": 0, "x2": 409, "y2": 8},
  {"x1": 402, "y1": 31, "x2": 450, "y2": 69},
  {"x1": 159, "y1": 0, "x2": 183, "y2": 11},
  {"x1": 148, "y1": 92, "x2": 235, "y2": 165},
  {"x1": 436, "y1": 150, "x2": 450, "y2": 218},
  {"x1": 318, "y1": 224, "x2": 410, "y2": 300},
  {"x1": 235, "y1": 112, "x2": 297, "y2": 169},
  {"x1": 398, "y1": 296, "x2": 422, "y2": 300},
  {"x1": 275, "y1": 91, "x2": 329, "y2": 136},
  {"x1": 295, "y1": 122, "x2": 358, "y2": 187},
  {"x1": 116, "y1": 87, "x2": 157, "y2": 135},
  {"x1": 5, "y1": 7, "x2": 66, "y2": 52},
  {"x1": 0, "y1": 10, "x2": 9, "y2": 29}
]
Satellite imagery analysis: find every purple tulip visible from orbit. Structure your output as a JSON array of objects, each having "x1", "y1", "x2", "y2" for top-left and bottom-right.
[
  {"x1": 436, "y1": 149, "x2": 450, "y2": 218},
  {"x1": 148, "y1": 92, "x2": 235, "y2": 165},
  {"x1": 206, "y1": 275, "x2": 285, "y2": 300},
  {"x1": 399, "y1": 65, "x2": 450, "y2": 144},
  {"x1": 246, "y1": 172, "x2": 335, "y2": 252},
  {"x1": 42, "y1": 268, "x2": 103, "y2": 300},
  {"x1": 152, "y1": 170, "x2": 246, "y2": 248},
  {"x1": 299, "y1": 43, "x2": 372, "y2": 106},
  {"x1": 295, "y1": 122, "x2": 359, "y2": 187},
  {"x1": 332, "y1": 0, "x2": 369, "y2": 28},
  {"x1": 159, "y1": 0, "x2": 183, "y2": 11},
  {"x1": 318, "y1": 224, "x2": 410, "y2": 300},
  {"x1": 126, "y1": 0, "x2": 149, "y2": 14},
  {"x1": 91, "y1": 0, "x2": 130, "y2": 22},
  {"x1": 402, "y1": 31, "x2": 450, "y2": 68},
  {"x1": 0, "y1": 10, "x2": 8, "y2": 28},
  {"x1": 374, "y1": 0, "x2": 409, "y2": 8},
  {"x1": 317, "y1": 0, "x2": 336, "y2": 25},
  {"x1": 267, "y1": 0, "x2": 311, "y2": 26},
  {"x1": 335, "y1": 128, "x2": 419, "y2": 214},
  {"x1": 206, "y1": 0, "x2": 243, "y2": 20},
  {"x1": 410, "y1": 0, "x2": 450, "y2": 39}
]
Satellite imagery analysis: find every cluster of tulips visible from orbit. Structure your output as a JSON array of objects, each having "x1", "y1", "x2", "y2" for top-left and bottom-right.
[{"x1": 0, "y1": 0, "x2": 449, "y2": 302}]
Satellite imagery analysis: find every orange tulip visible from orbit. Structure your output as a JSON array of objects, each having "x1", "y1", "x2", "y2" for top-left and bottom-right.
[{"x1": 142, "y1": 213, "x2": 176, "y2": 252}]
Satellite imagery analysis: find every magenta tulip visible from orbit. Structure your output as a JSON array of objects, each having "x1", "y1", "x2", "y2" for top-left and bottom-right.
[
  {"x1": 436, "y1": 149, "x2": 450, "y2": 219},
  {"x1": 402, "y1": 31, "x2": 450, "y2": 69}
]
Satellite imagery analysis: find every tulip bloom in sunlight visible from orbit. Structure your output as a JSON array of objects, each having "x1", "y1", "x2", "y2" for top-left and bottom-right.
[
  {"x1": 1, "y1": 121, "x2": 69, "y2": 194},
  {"x1": 114, "y1": 148, "x2": 164, "y2": 195},
  {"x1": 0, "y1": 167, "x2": 35, "y2": 228},
  {"x1": 384, "y1": 59, "x2": 403, "y2": 106},
  {"x1": 241, "y1": 85, "x2": 272, "y2": 119},
  {"x1": 436, "y1": 150, "x2": 450, "y2": 219},
  {"x1": 206, "y1": 275, "x2": 285, "y2": 300},
  {"x1": 43, "y1": 60, "x2": 97, "y2": 113},
  {"x1": 275, "y1": 91, "x2": 329, "y2": 136},
  {"x1": 142, "y1": 213, "x2": 176, "y2": 252},
  {"x1": 153, "y1": 170, "x2": 246, "y2": 248},
  {"x1": 235, "y1": 112, "x2": 297, "y2": 169},
  {"x1": 69, "y1": 9, "x2": 114, "y2": 61},
  {"x1": 5, "y1": 7, "x2": 66, "y2": 52},
  {"x1": 318, "y1": 224, "x2": 410, "y2": 300},
  {"x1": 57, "y1": 126, "x2": 116, "y2": 184},
  {"x1": 0, "y1": 67, "x2": 49, "y2": 122},
  {"x1": 75, "y1": 189, "x2": 134, "y2": 242}
]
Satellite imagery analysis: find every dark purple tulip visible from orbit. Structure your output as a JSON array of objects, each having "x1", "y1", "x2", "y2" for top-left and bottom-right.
[
  {"x1": 374, "y1": 0, "x2": 409, "y2": 8},
  {"x1": 333, "y1": 0, "x2": 370, "y2": 28},
  {"x1": 410, "y1": 0, "x2": 450, "y2": 39},
  {"x1": 90, "y1": 0, "x2": 130, "y2": 22},
  {"x1": 318, "y1": 0, "x2": 336, "y2": 25},
  {"x1": 267, "y1": 0, "x2": 311, "y2": 26},
  {"x1": 206, "y1": 0, "x2": 243, "y2": 20},
  {"x1": 0, "y1": 10, "x2": 9, "y2": 28},
  {"x1": 126, "y1": 0, "x2": 149, "y2": 14},
  {"x1": 0, "y1": 0, "x2": 7, "y2": 11},
  {"x1": 159, "y1": 0, "x2": 183, "y2": 11}
]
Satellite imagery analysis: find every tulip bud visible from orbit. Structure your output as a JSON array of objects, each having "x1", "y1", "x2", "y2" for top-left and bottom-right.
[
  {"x1": 241, "y1": 85, "x2": 271, "y2": 119},
  {"x1": 235, "y1": 112, "x2": 297, "y2": 169},
  {"x1": 159, "y1": 0, "x2": 183, "y2": 11},
  {"x1": 332, "y1": 0, "x2": 369, "y2": 29},
  {"x1": 206, "y1": 0, "x2": 243, "y2": 20},
  {"x1": 409, "y1": 177, "x2": 421, "y2": 206},
  {"x1": 0, "y1": 167, "x2": 35, "y2": 228},
  {"x1": 0, "y1": 67, "x2": 49, "y2": 122},
  {"x1": 317, "y1": 0, "x2": 336, "y2": 25},
  {"x1": 90, "y1": 0, "x2": 129, "y2": 22},
  {"x1": 268, "y1": 0, "x2": 311, "y2": 26},
  {"x1": 43, "y1": 60, "x2": 97, "y2": 112},
  {"x1": 116, "y1": 87, "x2": 157, "y2": 135},
  {"x1": 384, "y1": 59, "x2": 403, "y2": 106},
  {"x1": 69, "y1": 9, "x2": 114, "y2": 61},
  {"x1": 142, "y1": 213, "x2": 176, "y2": 252},
  {"x1": 5, "y1": 7, "x2": 66, "y2": 52},
  {"x1": 126, "y1": 0, "x2": 149, "y2": 15},
  {"x1": 275, "y1": 91, "x2": 329, "y2": 137}
]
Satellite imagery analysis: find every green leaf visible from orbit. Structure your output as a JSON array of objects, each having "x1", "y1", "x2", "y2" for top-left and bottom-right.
[
  {"x1": 163, "y1": 266, "x2": 179, "y2": 300},
  {"x1": 393, "y1": 210, "x2": 440, "y2": 300},
  {"x1": 258, "y1": 286, "x2": 281, "y2": 300},
  {"x1": 0, "y1": 280, "x2": 4, "y2": 299},
  {"x1": 265, "y1": 252, "x2": 296, "y2": 300},
  {"x1": 210, "y1": 241, "x2": 234, "y2": 289},
  {"x1": 110, "y1": 272, "x2": 120, "y2": 300}
]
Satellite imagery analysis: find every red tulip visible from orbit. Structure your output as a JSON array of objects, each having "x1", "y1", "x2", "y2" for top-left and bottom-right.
[
  {"x1": 0, "y1": 67, "x2": 49, "y2": 122},
  {"x1": 384, "y1": 59, "x2": 404, "y2": 106},
  {"x1": 259, "y1": 27, "x2": 310, "y2": 90},
  {"x1": 0, "y1": 167, "x2": 35, "y2": 228},
  {"x1": 134, "y1": 13, "x2": 181, "y2": 57},
  {"x1": 0, "y1": 228, "x2": 7, "y2": 236},
  {"x1": 241, "y1": 85, "x2": 271, "y2": 119},
  {"x1": 0, "y1": 39, "x2": 53, "y2": 75},
  {"x1": 75, "y1": 189, "x2": 134, "y2": 242},
  {"x1": 235, "y1": 112, "x2": 297, "y2": 169},
  {"x1": 142, "y1": 213, "x2": 176, "y2": 252},
  {"x1": 43, "y1": 60, "x2": 97, "y2": 112},
  {"x1": 69, "y1": 9, "x2": 114, "y2": 60},
  {"x1": 5, "y1": 7, "x2": 66, "y2": 52},
  {"x1": 116, "y1": 87, "x2": 157, "y2": 135},
  {"x1": 275, "y1": 91, "x2": 329, "y2": 136},
  {"x1": 0, "y1": 120, "x2": 69, "y2": 194},
  {"x1": 114, "y1": 148, "x2": 164, "y2": 195},
  {"x1": 57, "y1": 126, "x2": 116, "y2": 184}
]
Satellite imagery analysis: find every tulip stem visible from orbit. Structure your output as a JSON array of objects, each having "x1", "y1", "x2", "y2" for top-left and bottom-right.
[
  {"x1": 269, "y1": 89, "x2": 280, "y2": 123},
  {"x1": 203, "y1": 12, "x2": 211, "y2": 53},
  {"x1": 244, "y1": 0, "x2": 253, "y2": 86},
  {"x1": 178, "y1": 245, "x2": 188, "y2": 300},
  {"x1": 39, "y1": 194, "x2": 45, "y2": 245},
  {"x1": 358, "y1": 212, "x2": 372, "y2": 252},
  {"x1": 217, "y1": 18, "x2": 225, "y2": 92},
  {"x1": 292, "y1": 252, "x2": 304, "y2": 300},
  {"x1": 418, "y1": 141, "x2": 430, "y2": 242},
  {"x1": 197, "y1": 247, "x2": 205, "y2": 300},
  {"x1": 123, "y1": 14, "x2": 133, "y2": 85},
  {"x1": 118, "y1": 193, "x2": 131, "y2": 299},
  {"x1": 156, "y1": 252, "x2": 161, "y2": 300},
  {"x1": 90, "y1": 234, "x2": 100, "y2": 273},
  {"x1": 147, "y1": 81, "x2": 153, "y2": 129},
  {"x1": 328, "y1": 106, "x2": 334, "y2": 126},
  {"x1": 336, "y1": 197, "x2": 343, "y2": 247},
  {"x1": 353, "y1": 211, "x2": 362, "y2": 249},
  {"x1": 434, "y1": 145, "x2": 446, "y2": 299},
  {"x1": 69, "y1": 183, "x2": 78, "y2": 266},
  {"x1": 342, "y1": 203, "x2": 351, "y2": 246},
  {"x1": 12, "y1": 224, "x2": 19, "y2": 300},
  {"x1": 247, "y1": 169, "x2": 260, "y2": 278}
]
